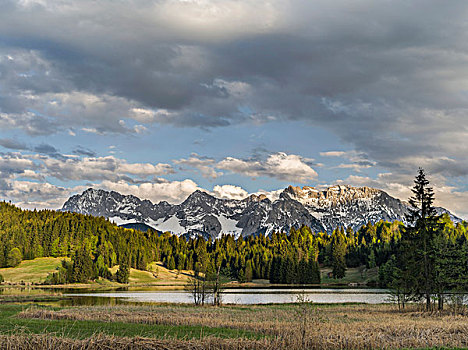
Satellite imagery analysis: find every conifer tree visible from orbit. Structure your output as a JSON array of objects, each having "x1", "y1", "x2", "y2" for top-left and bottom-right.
[
  {"x1": 402, "y1": 168, "x2": 441, "y2": 310},
  {"x1": 71, "y1": 247, "x2": 96, "y2": 283},
  {"x1": 244, "y1": 260, "x2": 253, "y2": 282},
  {"x1": 331, "y1": 227, "x2": 347, "y2": 278},
  {"x1": 116, "y1": 260, "x2": 130, "y2": 283}
]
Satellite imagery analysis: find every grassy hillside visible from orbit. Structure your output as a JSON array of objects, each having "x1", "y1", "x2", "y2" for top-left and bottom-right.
[
  {"x1": 107, "y1": 262, "x2": 193, "y2": 285},
  {"x1": 0, "y1": 258, "x2": 194, "y2": 286},
  {"x1": 0, "y1": 257, "x2": 66, "y2": 284}
]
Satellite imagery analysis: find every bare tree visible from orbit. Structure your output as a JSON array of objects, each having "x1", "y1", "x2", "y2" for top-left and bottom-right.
[
  {"x1": 210, "y1": 264, "x2": 224, "y2": 306},
  {"x1": 294, "y1": 291, "x2": 325, "y2": 348},
  {"x1": 186, "y1": 263, "x2": 208, "y2": 306}
]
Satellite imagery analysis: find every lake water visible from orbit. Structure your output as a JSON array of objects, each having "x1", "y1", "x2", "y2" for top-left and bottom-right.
[{"x1": 65, "y1": 288, "x2": 391, "y2": 305}]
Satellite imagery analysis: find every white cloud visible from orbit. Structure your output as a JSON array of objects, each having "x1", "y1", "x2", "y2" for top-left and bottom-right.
[
  {"x1": 42, "y1": 155, "x2": 174, "y2": 181},
  {"x1": 320, "y1": 151, "x2": 346, "y2": 157},
  {"x1": 2, "y1": 180, "x2": 85, "y2": 210},
  {"x1": 211, "y1": 184, "x2": 248, "y2": 200},
  {"x1": 0, "y1": 152, "x2": 174, "y2": 183},
  {"x1": 217, "y1": 152, "x2": 318, "y2": 183},
  {"x1": 99, "y1": 178, "x2": 200, "y2": 204},
  {"x1": 0, "y1": 154, "x2": 37, "y2": 176},
  {"x1": 81, "y1": 128, "x2": 100, "y2": 134}
]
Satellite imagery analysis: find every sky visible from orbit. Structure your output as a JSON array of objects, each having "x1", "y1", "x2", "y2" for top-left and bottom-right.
[{"x1": 0, "y1": 0, "x2": 467, "y2": 218}]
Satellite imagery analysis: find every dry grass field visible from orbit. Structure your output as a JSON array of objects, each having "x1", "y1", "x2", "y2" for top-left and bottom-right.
[{"x1": 16, "y1": 303, "x2": 468, "y2": 349}]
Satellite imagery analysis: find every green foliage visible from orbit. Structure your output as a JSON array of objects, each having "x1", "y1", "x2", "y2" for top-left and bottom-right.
[
  {"x1": 7, "y1": 248, "x2": 22, "y2": 267},
  {"x1": 116, "y1": 261, "x2": 130, "y2": 284},
  {"x1": 244, "y1": 260, "x2": 253, "y2": 282},
  {"x1": 331, "y1": 227, "x2": 347, "y2": 279},
  {"x1": 167, "y1": 255, "x2": 176, "y2": 270},
  {"x1": 71, "y1": 247, "x2": 96, "y2": 283},
  {"x1": 0, "y1": 273, "x2": 3, "y2": 283},
  {"x1": 137, "y1": 253, "x2": 147, "y2": 271},
  {"x1": 237, "y1": 269, "x2": 245, "y2": 283},
  {"x1": 378, "y1": 255, "x2": 397, "y2": 288},
  {"x1": 269, "y1": 256, "x2": 320, "y2": 284},
  {"x1": 384, "y1": 168, "x2": 468, "y2": 310},
  {"x1": 0, "y1": 192, "x2": 466, "y2": 294}
]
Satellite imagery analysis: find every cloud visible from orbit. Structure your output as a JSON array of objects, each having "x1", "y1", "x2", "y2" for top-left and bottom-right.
[
  {"x1": 320, "y1": 150, "x2": 376, "y2": 172},
  {"x1": 33, "y1": 143, "x2": 64, "y2": 159},
  {"x1": 0, "y1": 0, "x2": 467, "y2": 216},
  {"x1": 174, "y1": 153, "x2": 222, "y2": 179},
  {"x1": 217, "y1": 152, "x2": 318, "y2": 183},
  {"x1": 1, "y1": 180, "x2": 84, "y2": 210},
  {"x1": 211, "y1": 184, "x2": 248, "y2": 200},
  {"x1": 0, "y1": 149, "x2": 182, "y2": 207},
  {"x1": 337, "y1": 172, "x2": 468, "y2": 219},
  {"x1": 320, "y1": 151, "x2": 346, "y2": 157},
  {"x1": 72, "y1": 146, "x2": 97, "y2": 157},
  {"x1": 0, "y1": 152, "x2": 174, "y2": 183},
  {"x1": 99, "y1": 178, "x2": 200, "y2": 204},
  {"x1": 0, "y1": 138, "x2": 29, "y2": 151},
  {"x1": 42, "y1": 155, "x2": 174, "y2": 182},
  {"x1": 1, "y1": 0, "x2": 468, "y2": 153},
  {"x1": 0, "y1": 153, "x2": 37, "y2": 178}
]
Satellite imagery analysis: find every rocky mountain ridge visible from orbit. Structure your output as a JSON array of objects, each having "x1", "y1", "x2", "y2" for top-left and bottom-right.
[{"x1": 61, "y1": 185, "x2": 461, "y2": 238}]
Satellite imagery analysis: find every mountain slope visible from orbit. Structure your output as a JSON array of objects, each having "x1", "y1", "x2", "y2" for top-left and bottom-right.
[{"x1": 61, "y1": 185, "x2": 461, "y2": 238}]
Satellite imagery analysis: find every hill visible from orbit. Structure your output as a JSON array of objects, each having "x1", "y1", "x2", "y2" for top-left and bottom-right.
[{"x1": 0, "y1": 257, "x2": 65, "y2": 284}]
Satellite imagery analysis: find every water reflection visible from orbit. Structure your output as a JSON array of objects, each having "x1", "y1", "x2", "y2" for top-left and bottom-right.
[{"x1": 64, "y1": 288, "x2": 390, "y2": 305}]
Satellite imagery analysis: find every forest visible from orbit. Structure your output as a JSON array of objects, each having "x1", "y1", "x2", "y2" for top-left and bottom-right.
[{"x1": 0, "y1": 170, "x2": 467, "y2": 310}]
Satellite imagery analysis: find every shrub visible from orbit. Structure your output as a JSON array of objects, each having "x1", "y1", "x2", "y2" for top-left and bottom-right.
[{"x1": 7, "y1": 248, "x2": 22, "y2": 267}]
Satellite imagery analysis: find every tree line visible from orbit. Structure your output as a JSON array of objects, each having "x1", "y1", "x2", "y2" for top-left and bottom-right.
[{"x1": 0, "y1": 169, "x2": 466, "y2": 311}]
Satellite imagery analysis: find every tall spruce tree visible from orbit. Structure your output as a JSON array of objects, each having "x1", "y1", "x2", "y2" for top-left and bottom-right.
[
  {"x1": 331, "y1": 227, "x2": 347, "y2": 279},
  {"x1": 404, "y1": 168, "x2": 440, "y2": 310},
  {"x1": 116, "y1": 260, "x2": 130, "y2": 283}
]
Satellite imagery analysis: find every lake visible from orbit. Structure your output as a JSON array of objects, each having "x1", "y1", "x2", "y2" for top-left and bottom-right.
[{"x1": 64, "y1": 288, "x2": 391, "y2": 305}]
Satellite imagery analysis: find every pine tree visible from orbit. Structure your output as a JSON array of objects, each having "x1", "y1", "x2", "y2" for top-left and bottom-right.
[
  {"x1": 403, "y1": 168, "x2": 441, "y2": 310},
  {"x1": 244, "y1": 260, "x2": 253, "y2": 282},
  {"x1": 367, "y1": 249, "x2": 376, "y2": 269},
  {"x1": 116, "y1": 261, "x2": 130, "y2": 283},
  {"x1": 167, "y1": 255, "x2": 176, "y2": 270},
  {"x1": 331, "y1": 227, "x2": 347, "y2": 279}
]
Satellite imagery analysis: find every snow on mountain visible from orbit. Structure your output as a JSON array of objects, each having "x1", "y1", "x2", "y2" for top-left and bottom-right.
[{"x1": 61, "y1": 185, "x2": 462, "y2": 239}]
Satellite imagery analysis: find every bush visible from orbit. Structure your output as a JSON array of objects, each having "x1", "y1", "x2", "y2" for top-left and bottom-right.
[
  {"x1": 0, "y1": 274, "x2": 4, "y2": 283},
  {"x1": 43, "y1": 267, "x2": 68, "y2": 285},
  {"x1": 7, "y1": 248, "x2": 22, "y2": 267}
]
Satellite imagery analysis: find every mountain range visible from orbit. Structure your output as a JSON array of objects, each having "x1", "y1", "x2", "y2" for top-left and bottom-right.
[{"x1": 61, "y1": 185, "x2": 461, "y2": 239}]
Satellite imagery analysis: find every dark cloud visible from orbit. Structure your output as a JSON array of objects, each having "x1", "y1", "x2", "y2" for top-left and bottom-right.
[
  {"x1": 33, "y1": 143, "x2": 68, "y2": 160},
  {"x1": 0, "y1": 0, "x2": 467, "y2": 203},
  {"x1": 72, "y1": 146, "x2": 97, "y2": 158},
  {"x1": 34, "y1": 143, "x2": 58, "y2": 155},
  {"x1": 0, "y1": 138, "x2": 28, "y2": 150}
]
